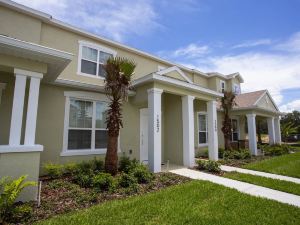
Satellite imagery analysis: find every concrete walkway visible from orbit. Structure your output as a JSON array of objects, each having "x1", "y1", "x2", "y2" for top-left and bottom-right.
[
  {"x1": 170, "y1": 168, "x2": 300, "y2": 208},
  {"x1": 221, "y1": 165, "x2": 300, "y2": 184}
]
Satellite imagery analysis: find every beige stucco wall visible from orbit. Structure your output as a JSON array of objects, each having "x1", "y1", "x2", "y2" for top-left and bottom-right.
[
  {"x1": 0, "y1": 151, "x2": 40, "y2": 201},
  {"x1": 0, "y1": 5, "x2": 42, "y2": 43}
]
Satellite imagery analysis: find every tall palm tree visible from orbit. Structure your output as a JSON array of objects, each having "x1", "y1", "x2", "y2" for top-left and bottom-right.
[
  {"x1": 221, "y1": 91, "x2": 236, "y2": 150},
  {"x1": 281, "y1": 122, "x2": 298, "y2": 143},
  {"x1": 104, "y1": 57, "x2": 136, "y2": 175}
]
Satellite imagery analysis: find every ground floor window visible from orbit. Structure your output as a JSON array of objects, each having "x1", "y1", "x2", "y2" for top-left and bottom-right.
[
  {"x1": 231, "y1": 119, "x2": 238, "y2": 142},
  {"x1": 198, "y1": 112, "x2": 208, "y2": 145},
  {"x1": 67, "y1": 98, "x2": 108, "y2": 151}
]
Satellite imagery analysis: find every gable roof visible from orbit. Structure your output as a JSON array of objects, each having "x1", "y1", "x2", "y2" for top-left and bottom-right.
[
  {"x1": 207, "y1": 72, "x2": 244, "y2": 83},
  {"x1": 156, "y1": 66, "x2": 193, "y2": 83}
]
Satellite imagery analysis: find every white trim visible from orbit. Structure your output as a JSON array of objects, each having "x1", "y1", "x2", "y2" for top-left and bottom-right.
[
  {"x1": 253, "y1": 90, "x2": 279, "y2": 111},
  {"x1": 232, "y1": 83, "x2": 241, "y2": 95},
  {"x1": 207, "y1": 101, "x2": 218, "y2": 161},
  {"x1": 61, "y1": 149, "x2": 106, "y2": 156},
  {"x1": 77, "y1": 40, "x2": 116, "y2": 79},
  {"x1": 158, "y1": 65, "x2": 166, "y2": 71},
  {"x1": 133, "y1": 73, "x2": 223, "y2": 98},
  {"x1": 197, "y1": 111, "x2": 208, "y2": 146},
  {"x1": 157, "y1": 66, "x2": 193, "y2": 84},
  {"x1": 64, "y1": 91, "x2": 110, "y2": 102},
  {"x1": 267, "y1": 117, "x2": 275, "y2": 145},
  {"x1": 14, "y1": 68, "x2": 43, "y2": 79},
  {"x1": 0, "y1": 144, "x2": 43, "y2": 153},
  {"x1": 246, "y1": 114, "x2": 258, "y2": 155}
]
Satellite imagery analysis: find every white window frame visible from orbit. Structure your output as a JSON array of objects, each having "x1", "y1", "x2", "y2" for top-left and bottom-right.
[
  {"x1": 77, "y1": 40, "x2": 117, "y2": 79},
  {"x1": 231, "y1": 118, "x2": 240, "y2": 142},
  {"x1": 197, "y1": 112, "x2": 208, "y2": 147},
  {"x1": 220, "y1": 80, "x2": 226, "y2": 93},
  {"x1": 233, "y1": 83, "x2": 241, "y2": 95},
  {"x1": 61, "y1": 91, "x2": 120, "y2": 156}
]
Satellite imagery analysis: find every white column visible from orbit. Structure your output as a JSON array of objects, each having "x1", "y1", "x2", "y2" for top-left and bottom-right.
[
  {"x1": 9, "y1": 74, "x2": 27, "y2": 145},
  {"x1": 246, "y1": 114, "x2": 257, "y2": 155},
  {"x1": 147, "y1": 88, "x2": 163, "y2": 173},
  {"x1": 267, "y1": 117, "x2": 275, "y2": 145},
  {"x1": 207, "y1": 100, "x2": 218, "y2": 161},
  {"x1": 24, "y1": 76, "x2": 42, "y2": 145},
  {"x1": 274, "y1": 117, "x2": 282, "y2": 144},
  {"x1": 182, "y1": 95, "x2": 195, "y2": 167}
]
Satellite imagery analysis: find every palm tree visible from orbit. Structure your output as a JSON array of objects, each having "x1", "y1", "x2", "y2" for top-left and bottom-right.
[
  {"x1": 281, "y1": 122, "x2": 298, "y2": 143},
  {"x1": 221, "y1": 91, "x2": 236, "y2": 150},
  {"x1": 104, "y1": 57, "x2": 136, "y2": 175}
]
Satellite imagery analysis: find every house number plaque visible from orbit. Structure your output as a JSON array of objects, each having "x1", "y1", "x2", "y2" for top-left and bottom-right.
[{"x1": 156, "y1": 114, "x2": 160, "y2": 132}]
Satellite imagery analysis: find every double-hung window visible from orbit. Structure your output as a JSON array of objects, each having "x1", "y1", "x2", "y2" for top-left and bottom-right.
[
  {"x1": 233, "y1": 84, "x2": 240, "y2": 95},
  {"x1": 78, "y1": 41, "x2": 116, "y2": 78},
  {"x1": 63, "y1": 92, "x2": 110, "y2": 155},
  {"x1": 198, "y1": 113, "x2": 208, "y2": 145},
  {"x1": 231, "y1": 119, "x2": 238, "y2": 142},
  {"x1": 220, "y1": 80, "x2": 225, "y2": 93}
]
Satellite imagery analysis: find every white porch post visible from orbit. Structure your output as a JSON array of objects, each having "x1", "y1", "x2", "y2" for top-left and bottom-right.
[
  {"x1": 207, "y1": 100, "x2": 218, "y2": 161},
  {"x1": 267, "y1": 117, "x2": 275, "y2": 145},
  {"x1": 9, "y1": 73, "x2": 27, "y2": 145},
  {"x1": 182, "y1": 95, "x2": 195, "y2": 167},
  {"x1": 147, "y1": 88, "x2": 163, "y2": 173},
  {"x1": 274, "y1": 117, "x2": 282, "y2": 144},
  {"x1": 24, "y1": 75, "x2": 43, "y2": 145},
  {"x1": 246, "y1": 114, "x2": 257, "y2": 155}
]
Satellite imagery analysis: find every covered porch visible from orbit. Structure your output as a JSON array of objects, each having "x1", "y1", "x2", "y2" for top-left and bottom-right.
[
  {"x1": 131, "y1": 66, "x2": 223, "y2": 172},
  {"x1": 0, "y1": 35, "x2": 72, "y2": 200}
]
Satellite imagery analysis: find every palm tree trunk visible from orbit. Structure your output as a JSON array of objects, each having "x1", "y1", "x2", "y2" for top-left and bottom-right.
[{"x1": 105, "y1": 135, "x2": 118, "y2": 175}]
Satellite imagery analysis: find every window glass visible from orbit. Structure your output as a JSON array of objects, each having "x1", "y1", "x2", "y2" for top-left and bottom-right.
[
  {"x1": 68, "y1": 130, "x2": 91, "y2": 150},
  {"x1": 98, "y1": 64, "x2": 107, "y2": 77},
  {"x1": 231, "y1": 119, "x2": 238, "y2": 142},
  {"x1": 99, "y1": 51, "x2": 112, "y2": 63},
  {"x1": 69, "y1": 100, "x2": 93, "y2": 128},
  {"x1": 198, "y1": 114, "x2": 207, "y2": 144},
  {"x1": 82, "y1": 46, "x2": 97, "y2": 62},
  {"x1": 95, "y1": 130, "x2": 108, "y2": 148},
  {"x1": 81, "y1": 60, "x2": 97, "y2": 75},
  {"x1": 96, "y1": 102, "x2": 108, "y2": 128}
]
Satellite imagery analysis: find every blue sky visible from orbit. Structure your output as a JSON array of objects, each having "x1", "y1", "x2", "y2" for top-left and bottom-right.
[{"x1": 16, "y1": 0, "x2": 300, "y2": 112}]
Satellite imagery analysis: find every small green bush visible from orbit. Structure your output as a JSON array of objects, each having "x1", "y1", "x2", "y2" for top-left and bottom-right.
[
  {"x1": 93, "y1": 173, "x2": 114, "y2": 192},
  {"x1": 91, "y1": 158, "x2": 104, "y2": 172},
  {"x1": 63, "y1": 163, "x2": 78, "y2": 175},
  {"x1": 222, "y1": 149, "x2": 251, "y2": 160},
  {"x1": 262, "y1": 144, "x2": 290, "y2": 156},
  {"x1": 196, "y1": 160, "x2": 221, "y2": 173},
  {"x1": 130, "y1": 164, "x2": 153, "y2": 184},
  {"x1": 118, "y1": 156, "x2": 139, "y2": 173},
  {"x1": 0, "y1": 175, "x2": 36, "y2": 224},
  {"x1": 218, "y1": 148, "x2": 225, "y2": 158},
  {"x1": 44, "y1": 163, "x2": 64, "y2": 178},
  {"x1": 73, "y1": 173, "x2": 93, "y2": 188},
  {"x1": 118, "y1": 172, "x2": 138, "y2": 188},
  {"x1": 11, "y1": 203, "x2": 33, "y2": 224}
]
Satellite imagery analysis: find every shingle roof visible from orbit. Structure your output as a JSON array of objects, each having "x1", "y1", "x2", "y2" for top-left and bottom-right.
[{"x1": 234, "y1": 90, "x2": 266, "y2": 108}]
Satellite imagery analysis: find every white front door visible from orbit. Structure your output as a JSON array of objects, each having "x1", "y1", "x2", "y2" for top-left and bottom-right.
[{"x1": 140, "y1": 108, "x2": 148, "y2": 164}]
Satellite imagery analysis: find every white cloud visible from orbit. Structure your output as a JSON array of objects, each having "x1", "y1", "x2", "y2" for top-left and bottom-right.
[
  {"x1": 280, "y1": 100, "x2": 300, "y2": 112},
  {"x1": 14, "y1": 0, "x2": 159, "y2": 42},
  {"x1": 275, "y1": 32, "x2": 300, "y2": 52},
  {"x1": 232, "y1": 39, "x2": 272, "y2": 49}
]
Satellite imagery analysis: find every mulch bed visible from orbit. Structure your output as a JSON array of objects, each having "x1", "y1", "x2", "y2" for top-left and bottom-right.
[{"x1": 26, "y1": 173, "x2": 190, "y2": 224}]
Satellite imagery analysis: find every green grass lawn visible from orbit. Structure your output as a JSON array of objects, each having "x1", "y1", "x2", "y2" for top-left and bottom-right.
[
  {"x1": 35, "y1": 181, "x2": 300, "y2": 225},
  {"x1": 243, "y1": 152, "x2": 300, "y2": 178},
  {"x1": 224, "y1": 172, "x2": 300, "y2": 195}
]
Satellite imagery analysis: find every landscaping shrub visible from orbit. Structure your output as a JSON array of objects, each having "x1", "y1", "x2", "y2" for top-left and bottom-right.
[
  {"x1": 262, "y1": 144, "x2": 290, "y2": 156},
  {"x1": 218, "y1": 148, "x2": 225, "y2": 158},
  {"x1": 195, "y1": 149, "x2": 208, "y2": 158},
  {"x1": 91, "y1": 158, "x2": 104, "y2": 172},
  {"x1": 222, "y1": 149, "x2": 251, "y2": 160},
  {"x1": 130, "y1": 164, "x2": 153, "y2": 184},
  {"x1": 118, "y1": 172, "x2": 138, "y2": 188},
  {"x1": 43, "y1": 163, "x2": 64, "y2": 178},
  {"x1": 196, "y1": 160, "x2": 221, "y2": 173},
  {"x1": 0, "y1": 175, "x2": 36, "y2": 224},
  {"x1": 63, "y1": 163, "x2": 78, "y2": 175},
  {"x1": 93, "y1": 173, "x2": 114, "y2": 192},
  {"x1": 118, "y1": 156, "x2": 139, "y2": 173},
  {"x1": 73, "y1": 173, "x2": 93, "y2": 188}
]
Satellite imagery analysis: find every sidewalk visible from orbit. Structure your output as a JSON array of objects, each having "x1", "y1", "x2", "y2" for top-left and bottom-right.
[
  {"x1": 170, "y1": 168, "x2": 300, "y2": 207},
  {"x1": 220, "y1": 165, "x2": 300, "y2": 184}
]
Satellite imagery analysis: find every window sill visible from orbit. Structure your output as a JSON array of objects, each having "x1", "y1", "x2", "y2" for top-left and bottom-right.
[
  {"x1": 60, "y1": 149, "x2": 107, "y2": 156},
  {"x1": 77, "y1": 72, "x2": 105, "y2": 80},
  {"x1": 0, "y1": 144, "x2": 44, "y2": 153}
]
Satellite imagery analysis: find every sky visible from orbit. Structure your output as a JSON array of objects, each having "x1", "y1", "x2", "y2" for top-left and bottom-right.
[{"x1": 14, "y1": 0, "x2": 300, "y2": 112}]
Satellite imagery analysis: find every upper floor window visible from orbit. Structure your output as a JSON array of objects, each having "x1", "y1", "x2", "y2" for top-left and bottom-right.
[
  {"x1": 78, "y1": 41, "x2": 117, "y2": 78},
  {"x1": 233, "y1": 84, "x2": 240, "y2": 95},
  {"x1": 220, "y1": 80, "x2": 226, "y2": 93}
]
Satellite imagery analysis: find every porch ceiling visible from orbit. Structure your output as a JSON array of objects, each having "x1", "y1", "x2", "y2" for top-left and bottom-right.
[{"x1": 0, "y1": 35, "x2": 73, "y2": 82}]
